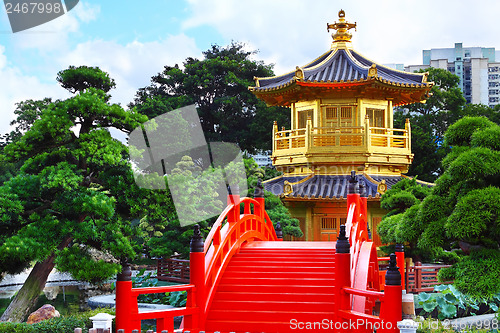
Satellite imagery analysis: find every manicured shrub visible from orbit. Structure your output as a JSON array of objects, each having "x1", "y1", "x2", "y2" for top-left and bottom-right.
[
  {"x1": 452, "y1": 249, "x2": 500, "y2": 301},
  {"x1": 418, "y1": 218, "x2": 447, "y2": 250},
  {"x1": 438, "y1": 266, "x2": 456, "y2": 282},
  {"x1": 0, "y1": 308, "x2": 116, "y2": 333},
  {"x1": 0, "y1": 322, "x2": 34, "y2": 333},
  {"x1": 446, "y1": 148, "x2": 500, "y2": 184},
  {"x1": 31, "y1": 316, "x2": 86, "y2": 333},
  {"x1": 471, "y1": 125, "x2": 500, "y2": 151},
  {"x1": 381, "y1": 191, "x2": 418, "y2": 211},
  {"x1": 444, "y1": 116, "x2": 495, "y2": 147},
  {"x1": 441, "y1": 146, "x2": 468, "y2": 170},
  {"x1": 446, "y1": 187, "x2": 500, "y2": 243},
  {"x1": 377, "y1": 214, "x2": 401, "y2": 244}
]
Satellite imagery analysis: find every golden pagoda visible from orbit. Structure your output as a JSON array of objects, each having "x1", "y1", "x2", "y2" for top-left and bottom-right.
[{"x1": 250, "y1": 10, "x2": 433, "y2": 244}]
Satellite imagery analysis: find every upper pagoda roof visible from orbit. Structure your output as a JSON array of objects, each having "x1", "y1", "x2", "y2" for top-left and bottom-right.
[{"x1": 250, "y1": 10, "x2": 433, "y2": 107}]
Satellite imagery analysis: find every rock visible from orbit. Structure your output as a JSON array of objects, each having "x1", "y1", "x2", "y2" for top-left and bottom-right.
[{"x1": 27, "y1": 304, "x2": 60, "y2": 324}]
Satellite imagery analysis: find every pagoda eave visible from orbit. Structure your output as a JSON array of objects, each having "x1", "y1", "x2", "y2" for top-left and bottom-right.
[{"x1": 250, "y1": 79, "x2": 432, "y2": 107}]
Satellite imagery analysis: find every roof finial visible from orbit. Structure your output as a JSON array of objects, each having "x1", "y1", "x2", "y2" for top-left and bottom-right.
[{"x1": 327, "y1": 10, "x2": 357, "y2": 45}]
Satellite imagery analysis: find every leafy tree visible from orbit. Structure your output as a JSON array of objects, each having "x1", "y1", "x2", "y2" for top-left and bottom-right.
[
  {"x1": 0, "y1": 98, "x2": 54, "y2": 149},
  {"x1": 379, "y1": 116, "x2": 500, "y2": 300},
  {"x1": 141, "y1": 157, "x2": 302, "y2": 259},
  {"x1": 130, "y1": 42, "x2": 290, "y2": 153},
  {"x1": 244, "y1": 158, "x2": 303, "y2": 238},
  {"x1": 396, "y1": 68, "x2": 466, "y2": 181},
  {"x1": 376, "y1": 178, "x2": 431, "y2": 258},
  {"x1": 56, "y1": 65, "x2": 116, "y2": 94},
  {"x1": 0, "y1": 66, "x2": 155, "y2": 322}
]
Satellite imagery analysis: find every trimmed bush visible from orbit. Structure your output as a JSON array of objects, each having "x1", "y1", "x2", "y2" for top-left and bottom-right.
[
  {"x1": 471, "y1": 125, "x2": 500, "y2": 151},
  {"x1": 446, "y1": 186, "x2": 500, "y2": 242},
  {"x1": 444, "y1": 116, "x2": 495, "y2": 147},
  {"x1": 438, "y1": 266, "x2": 456, "y2": 282},
  {"x1": 452, "y1": 249, "x2": 500, "y2": 301},
  {"x1": 0, "y1": 308, "x2": 115, "y2": 333}
]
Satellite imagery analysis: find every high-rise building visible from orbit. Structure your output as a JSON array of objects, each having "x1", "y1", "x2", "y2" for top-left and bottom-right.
[{"x1": 406, "y1": 43, "x2": 500, "y2": 107}]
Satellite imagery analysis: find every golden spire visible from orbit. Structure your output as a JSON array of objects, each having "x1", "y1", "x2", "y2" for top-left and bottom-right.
[{"x1": 327, "y1": 10, "x2": 357, "y2": 44}]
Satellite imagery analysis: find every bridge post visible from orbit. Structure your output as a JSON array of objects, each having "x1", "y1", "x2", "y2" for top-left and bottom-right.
[
  {"x1": 188, "y1": 224, "x2": 205, "y2": 330},
  {"x1": 359, "y1": 180, "x2": 368, "y2": 237},
  {"x1": 380, "y1": 254, "x2": 402, "y2": 333},
  {"x1": 254, "y1": 179, "x2": 265, "y2": 220},
  {"x1": 395, "y1": 244, "x2": 405, "y2": 291},
  {"x1": 347, "y1": 171, "x2": 361, "y2": 241},
  {"x1": 115, "y1": 260, "x2": 140, "y2": 333},
  {"x1": 335, "y1": 225, "x2": 351, "y2": 319},
  {"x1": 227, "y1": 184, "x2": 240, "y2": 223}
]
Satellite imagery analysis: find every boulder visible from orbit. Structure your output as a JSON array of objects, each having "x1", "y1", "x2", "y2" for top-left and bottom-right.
[{"x1": 27, "y1": 304, "x2": 60, "y2": 324}]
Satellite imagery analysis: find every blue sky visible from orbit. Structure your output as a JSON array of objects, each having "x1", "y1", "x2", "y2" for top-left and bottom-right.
[{"x1": 1, "y1": 0, "x2": 500, "y2": 134}]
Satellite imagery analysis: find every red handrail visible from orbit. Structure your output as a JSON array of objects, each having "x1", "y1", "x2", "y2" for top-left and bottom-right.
[
  {"x1": 337, "y1": 191, "x2": 401, "y2": 333},
  {"x1": 201, "y1": 195, "x2": 279, "y2": 325}
]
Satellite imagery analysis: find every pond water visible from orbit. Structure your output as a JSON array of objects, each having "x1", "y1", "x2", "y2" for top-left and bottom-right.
[
  {"x1": 0, "y1": 268, "x2": 98, "y2": 318},
  {"x1": 0, "y1": 285, "x2": 82, "y2": 317}
]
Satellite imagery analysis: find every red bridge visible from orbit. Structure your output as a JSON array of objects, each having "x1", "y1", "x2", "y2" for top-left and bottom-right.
[{"x1": 115, "y1": 172, "x2": 404, "y2": 333}]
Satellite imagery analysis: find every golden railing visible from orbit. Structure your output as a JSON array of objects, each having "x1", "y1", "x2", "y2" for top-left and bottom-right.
[{"x1": 272, "y1": 117, "x2": 411, "y2": 153}]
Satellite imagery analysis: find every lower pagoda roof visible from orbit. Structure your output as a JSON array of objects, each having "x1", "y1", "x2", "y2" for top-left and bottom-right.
[
  {"x1": 250, "y1": 47, "x2": 433, "y2": 107},
  {"x1": 263, "y1": 174, "x2": 433, "y2": 200}
]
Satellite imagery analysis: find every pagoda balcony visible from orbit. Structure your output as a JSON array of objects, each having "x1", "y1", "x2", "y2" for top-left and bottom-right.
[{"x1": 271, "y1": 118, "x2": 412, "y2": 169}]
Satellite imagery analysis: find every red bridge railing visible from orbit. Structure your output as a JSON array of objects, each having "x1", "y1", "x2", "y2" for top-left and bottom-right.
[
  {"x1": 115, "y1": 185, "x2": 280, "y2": 333},
  {"x1": 335, "y1": 172, "x2": 402, "y2": 333}
]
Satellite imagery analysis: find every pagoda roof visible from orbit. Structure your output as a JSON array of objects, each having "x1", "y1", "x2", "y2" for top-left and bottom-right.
[
  {"x1": 263, "y1": 174, "x2": 433, "y2": 200},
  {"x1": 250, "y1": 47, "x2": 432, "y2": 107}
]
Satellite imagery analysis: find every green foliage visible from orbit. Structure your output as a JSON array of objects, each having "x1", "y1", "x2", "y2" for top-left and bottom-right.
[
  {"x1": 377, "y1": 214, "x2": 402, "y2": 245},
  {"x1": 169, "y1": 291, "x2": 187, "y2": 307},
  {"x1": 446, "y1": 187, "x2": 500, "y2": 242},
  {"x1": 452, "y1": 249, "x2": 500, "y2": 301},
  {"x1": 381, "y1": 117, "x2": 500, "y2": 297},
  {"x1": 444, "y1": 116, "x2": 495, "y2": 147},
  {"x1": 130, "y1": 42, "x2": 290, "y2": 153},
  {"x1": 0, "y1": 66, "x2": 157, "y2": 296},
  {"x1": 0, "y1": 308, "x2": 115, "y2": 333},
  {"x1": 56, "y1": 65, "x2": 116, "y2": 94},
  {"x1": 471, "y1": 125, "x2": 500, "y2": 151},
  {"x1": 438, "y1": 266, "x2": 456, "y2": 282},
  {"x1": 377, "y1": 178, "x2": 430, "y2": 247},
  {"x1": 0, "y1": 316, "x2": 86, "y2": 333},
  {"x1": 380, "y1": 178, "x2": 430, "y2": 213},
  {"x1": 418, "y1": 284, "x2": 500, "y2": 319}
]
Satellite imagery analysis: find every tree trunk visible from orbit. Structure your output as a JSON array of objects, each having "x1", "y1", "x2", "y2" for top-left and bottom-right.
[
  {"x1": 0, "y1": 255, "x2": 56, "y2": 322},
  {"x1": 0, "y1": 237, "x2": 71, "y2": 323}
]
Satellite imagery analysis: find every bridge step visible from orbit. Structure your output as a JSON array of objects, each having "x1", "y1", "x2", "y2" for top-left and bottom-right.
[
  {"x1": 207, "y1": 309, "x2": 336, "y2": 322},
  {"x1": 204, "y1": 241, "x2": 337, "y2": 333},
  {"x1": 203, "y1": 318, "x2": 336, "y2": 333},
  {"x1": 211, "y1": 299, "x2": 336, "y2": 311},
  {"x1": 213, "y1": 291, "x2": 335, "y2": 302}
]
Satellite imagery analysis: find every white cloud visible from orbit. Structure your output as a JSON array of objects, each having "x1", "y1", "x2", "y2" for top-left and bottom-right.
[
  {"x1": 182, "y1": 0, "x2": 500, "y2": 74},
  {"x1": 11, "y1": 1, "x2": 100, "y2": 51},
  {"x1": 58, "y1": 33, "x2": 201, "y2": 107},
  {"x1": 0, "y1": 45, "x2": 70, "y2": 134}
]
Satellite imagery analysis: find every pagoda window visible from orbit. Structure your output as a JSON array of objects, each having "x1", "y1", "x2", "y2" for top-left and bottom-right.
[
  {"x1": 321, "y1": 217, "x2": 337, "y2": 230},
  {"x1": 367, "y1": 108, "x2": 385, "y2": 132},
  {"x1": 297, "y1": 109, "x2": 314, "y2": 129},
  {"x1": 324, "y1": 105, "x2": 355, "y2": 129}
]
